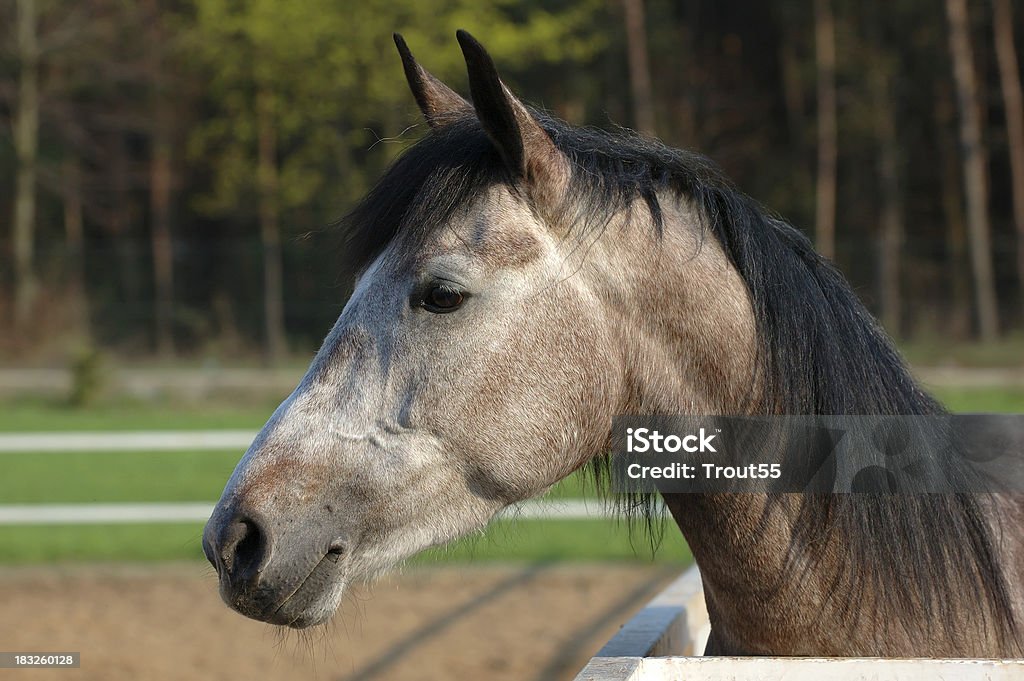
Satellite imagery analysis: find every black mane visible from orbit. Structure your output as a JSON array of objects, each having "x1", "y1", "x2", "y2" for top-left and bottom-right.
[{"x1": 342, "y1": 112, "x2": 1018, "y2": 653}]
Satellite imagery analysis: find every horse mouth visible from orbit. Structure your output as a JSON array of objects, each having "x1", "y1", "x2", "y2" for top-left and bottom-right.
[{"x1": 226, "y1": 552, "x2": 346, "y2": 629}]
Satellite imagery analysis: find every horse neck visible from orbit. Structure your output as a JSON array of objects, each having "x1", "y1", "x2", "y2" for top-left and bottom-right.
[
  {"x1": 603, "y1": 195, "x2": 884, "y2": 654},
  {"x1": 611, "y1": 194, "x2": 1019, "y2": 656},
  {"x1": 598, "y1": 196, "x2": 760, "y2": 417}
]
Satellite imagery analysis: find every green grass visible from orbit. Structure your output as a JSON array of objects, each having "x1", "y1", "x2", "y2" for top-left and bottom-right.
[
  {"x1": 899, "y1": 335, "x2": 1024, "y2": 368},
  {"x1": 0, "y1": 519, "x2": 691, "y2": 565},
  {"x1": 0, "y1": 398, "x2": 276, "y2": 432},
  {"x1": 0, "y1": 523, "x2": 209, "y2": 564},
  {"x1": 0, "y1": 450, "x2": 592, "y2": 504},
  {"x1": 2, "y1": 383, "x2": 1022, "y2": 434},
  {"x1": 2, "y1": 385, "x2": 1018, "y2": 508},
  {"x1": 0, "y1": 385, "x2": 1020, "y2": 565},
  {"x1": 0, "y1": 447, "x2": 618, "y2": 564},
  {"x1": 0, "y1": 450, "x2": 242, "y2": 503},
  {"x1": 931, "y1": 387, "x2": 1024, "y2": 413}
]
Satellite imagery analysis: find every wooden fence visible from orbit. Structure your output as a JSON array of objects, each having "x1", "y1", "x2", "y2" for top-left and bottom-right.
[{"x1": 574, "y1": 565, "x2": 1024, "y2": 681}]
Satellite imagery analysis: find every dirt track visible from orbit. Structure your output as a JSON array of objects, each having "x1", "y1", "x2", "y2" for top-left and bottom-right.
[{"x1": 0, "y1": 563, "x2": 678, "y2": 681}]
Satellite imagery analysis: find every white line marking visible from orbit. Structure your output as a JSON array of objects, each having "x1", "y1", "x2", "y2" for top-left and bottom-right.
[
  {"x1": 0, "y1": 431, "x2": 257, "y2": 453},
  {"x1": 0, "y1": 500, "x2": 631, "y2": 525},
  {"x1": 0, "y1": 503, "x2": 216, "y2": 524}
]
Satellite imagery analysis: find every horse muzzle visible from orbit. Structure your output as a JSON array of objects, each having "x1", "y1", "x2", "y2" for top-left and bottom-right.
[{"x1": 203, "y1": 498, "x2": 349, "y2": 628}]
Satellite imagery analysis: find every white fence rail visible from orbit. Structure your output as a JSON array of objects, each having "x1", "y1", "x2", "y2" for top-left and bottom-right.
[
  {"x1": 582, "y1": 657, "x2": 1024, "y2": 681},
  {"x1": 0, "y1": 430, "x2": 257, "y2": 452},
  {"x1": 0, "y1": 499, "x2": 620, "y2": 525},
  {"x1": 574, "y1": 565, "x2": 1024, "y2": 681}
]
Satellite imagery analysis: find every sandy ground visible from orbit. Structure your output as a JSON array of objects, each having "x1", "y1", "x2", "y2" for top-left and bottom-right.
[{"x1": 0, "y1": 563, "x2": 678, "y2": 681}]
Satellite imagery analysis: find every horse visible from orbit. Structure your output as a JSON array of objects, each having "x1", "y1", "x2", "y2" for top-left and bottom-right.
[{"x1": 203, "y1": 31, "x2": 1024, "y2": 657}]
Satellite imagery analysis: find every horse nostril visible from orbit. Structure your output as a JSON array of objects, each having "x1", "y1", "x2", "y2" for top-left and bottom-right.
[
  {"x1": 326, "y1": 538, "x2": 346, "y2": 563},
  {"x1": 218, "y1": 517, "x2": 269, "y2": 581}
]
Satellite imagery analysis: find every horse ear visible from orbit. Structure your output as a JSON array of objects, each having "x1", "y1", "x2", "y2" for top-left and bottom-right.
[
  {"x1": 455, "y1": 30, "x2": 568, "y2": 201},
  {"x1": 394, "y1": 33, "x2": 470, "y2": 129}
]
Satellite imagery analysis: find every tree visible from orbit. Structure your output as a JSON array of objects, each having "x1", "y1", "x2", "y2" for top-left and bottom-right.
[
  {"x1": 146, "y1": 1, "x2": 176, "y2": 357},
  {"x1": 187, "y1": 0, "x2": 606, "y2": 362},
  {"x1": 992, "y1": 0, "x2": 1024, "y2": 320},
  {"x1": 936, "y1": 84, "x2": 972, "y2": 338},
  {"x1": 1, "y1": 0, "x2": 174, "y2": 347},
  {"x1": 946, "y1": 0, "x2": 999, "y2": 340},
  {"x1": 814, "y1": 0, "x2": 838, "y2": 261},
  {"x1": 11, "y1": 0, "x2": 40, "y2": 331},
  {"x1": 872, "y1": 57, "x2": 903, "y2": 337},
  {"x1": 186, "y1": 0, "x2": 353, "y2": 362},
  {"x1": 8, "y1": 0, "x2": 1023, "y2": 356},
  {"x1": 622, "y1": 0, "x2": 655, "y2": 135},
  {"x1": 62, "y1": 156, "x2": 88, "y2": 339},
  {"x1": 255, "y1": 86, "x2": 285, "y2": 360}
]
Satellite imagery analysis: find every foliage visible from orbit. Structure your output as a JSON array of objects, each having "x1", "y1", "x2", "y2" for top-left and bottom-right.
[
  {"x1": 68, "y1": 345, "x2": 105, "y2": 407},
  {"x1": 0, "y1": 0, "x2": 1022, "y2": 357},
  {"x1": 185, "y1": 0, "x2": 608, "y2": 216}
]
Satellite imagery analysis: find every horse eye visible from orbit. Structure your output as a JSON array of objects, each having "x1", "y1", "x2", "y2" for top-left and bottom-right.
[{"x1": 422, "y1": 285, "x2": 464, "y2": 312}]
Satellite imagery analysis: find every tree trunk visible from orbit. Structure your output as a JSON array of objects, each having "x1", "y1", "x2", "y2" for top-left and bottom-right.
[
  {"x1": 63, "y1": 158, "x2": 89, "y2": 340},
  {"x1": 814, "y1": 0, "x2": 838, "y2": 261},
  {"x1": 150, "y1": 120, "x2": 174, "y2": 357},
  {"x1": 992, "y1": 0, "x2": 1024, "y2": 322},
  {"x1": 873, "y1": 67, "x2": 903, "y2": 337},
  {"x1": 946, "y1": 0, "x2": 1000, "y2": 340},
  {"x1": 777, "y1": 11, "x2": 814, "y2": 230},
  {"x1": 621, "y1": 0, "x2": 656, "y2": 136},
  {"x1": 257, "y1": 88, "x2": 286, "y2": 362},
  {"x1": 779, "y1": 36, "x2": 806, "y2": 147},
  {"x1": 149, "y1": 21, "x2": 175, "y2": 358},
  {"x1": 12, "y1": 0, "x2": 40, "y2": 331},
  {"x1": 936, "y1": 85, "x2": 972, "y2": 339},
  {"x1": 110, "y1": 138, "x2": 141, "y2": 315}
]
